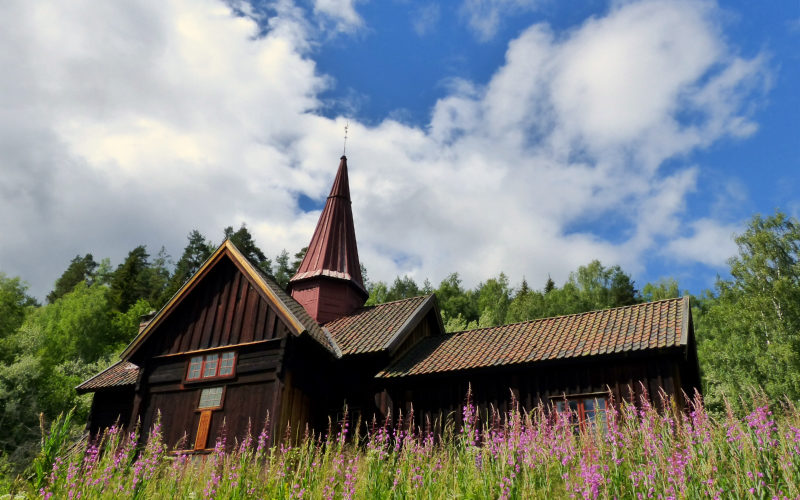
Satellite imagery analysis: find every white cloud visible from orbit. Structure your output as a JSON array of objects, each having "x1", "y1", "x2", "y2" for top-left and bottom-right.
[
  {"x1": 313, "y1": 0, "x2": 364, "y2": 33},
  {"x1": 664, "y1": 219, "x2": 740, "y2": 267},
  {"x1": 460, "y1": 0, "x2": 540, "y2": 41},
  {"x1": 0, "y1": 0, "x2": 766, "y2": 300}
]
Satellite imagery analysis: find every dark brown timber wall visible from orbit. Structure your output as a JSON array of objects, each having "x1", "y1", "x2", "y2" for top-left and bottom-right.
[
  {"x1": 140, "y1": 257, "x2": 293, "y2": 359},
  {"x1": 139, "y1": 341, "x2": 283, "y2": 450},
  {"x1": 382, "y1": 349, "x2": 700, "y2": 430},
  {"x1": 87, "y1": 388, "x2": 135, "y2": 436}
]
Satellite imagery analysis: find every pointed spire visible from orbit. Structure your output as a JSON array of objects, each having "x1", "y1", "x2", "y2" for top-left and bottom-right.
[{"x1": 289, "y1": 156, "x2": 367, "y2": 323}]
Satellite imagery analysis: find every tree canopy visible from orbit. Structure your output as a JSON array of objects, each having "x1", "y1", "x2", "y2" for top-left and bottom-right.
[{"x1": 696, "y1": 211, "x2": 800, "y2": 411}]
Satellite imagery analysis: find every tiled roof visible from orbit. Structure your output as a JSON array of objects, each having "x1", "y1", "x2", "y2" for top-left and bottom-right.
[
  {"x1": 377, "y1": 297, "x2": 689, "y2": 378},
  {"x1": 76, "y1": 361, "x2": 140, "y2": 392},
  {"x1": 324, "y1": 295, "x2": 432, "y2": 355}
]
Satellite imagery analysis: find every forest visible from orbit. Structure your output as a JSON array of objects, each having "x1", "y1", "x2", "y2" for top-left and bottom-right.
[{"x1": 1, "y1": 211, "x2": 799, "y2": 482}]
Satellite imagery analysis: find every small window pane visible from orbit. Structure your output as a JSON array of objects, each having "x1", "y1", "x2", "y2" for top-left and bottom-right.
[
  {"x1": 187, "y1": 356, "x2": 203, "y2": 380},
  {"x1": 198, "y1": 387, "x2": 223, "y2": 409},
  {"x1": 203, "y1": 354, "x2": 219, "y2": 378},
  {"x1": 219, "y1": 352, "x2": 235, "y2": 376}
]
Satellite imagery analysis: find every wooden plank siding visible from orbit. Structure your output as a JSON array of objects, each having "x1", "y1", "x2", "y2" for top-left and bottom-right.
[
  {"x1": 138, "y1": 258, "x2": 289, "y2": 359},
  {"x1": 140, "y1": 344, "x2": 284, "y2": 450},
  {"x1": 380, "y1": 349, "x2": 698, "y2": 434}
]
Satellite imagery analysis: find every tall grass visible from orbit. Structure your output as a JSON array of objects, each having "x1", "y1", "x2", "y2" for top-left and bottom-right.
[{"x1": 26, "y1": 392, "x2": 800, "y2": 499}]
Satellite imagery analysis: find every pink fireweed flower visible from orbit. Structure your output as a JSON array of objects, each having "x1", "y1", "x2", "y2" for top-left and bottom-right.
[
  {"x1": 575, "y1": 447, "x2": 604, "y2": 500},
  {"x1": 746, "y1": 406, "x2": 777, "y2": 450},
  {"x1": 787, "y1": 425, "x2": 800, "y2": 456}
]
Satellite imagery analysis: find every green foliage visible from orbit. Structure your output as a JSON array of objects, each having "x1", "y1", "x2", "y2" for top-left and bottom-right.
[
  {"x1": 697, "y1": 211, "x2": 800, "y2": 411},
  {"x1": 273, "y1": 250, "x2": 293, "y2": 289},
  {"x1": 291, "y1": 246, "x2": 308, "y2": 276},
  {"x1": 32, "y1": 282, "x2": 119, "y2": 364},
  {"x1": 475, "y1": 273, "x2": 512, "y2": 327},
  {"x1": 47, "y1": 254, "x2": 98, "y2": 304},
  {"x1": 0, "y1": 274, "x2": 37, "y2": 362},
  {"x1": 0, "y1": 279, "x2": 125, "y2": 470},
  {"x1": 30, "y1": 409, "x2": 74, "y2": 491},
  {"x1": 160, "y1": 230, "x2": 214, "y2": 304},
  {"x1": 224, "y1": 224, "x2": 272, "y2": 276},
  {"x1": 569, "y1": 260, "x2": 638, "y2": 310},
  {"x1": 110, "y1": 246, "x2": 168, "y2": 312},
  {"x1": 367, "y1": 275, "x2": 422, "y2": 305},
  {"x1": 436, "y1": 273, "x2": 478, "y2": 328},
  {"x1": 641, "y1": 278, "x2": 681, "y2": 302}
]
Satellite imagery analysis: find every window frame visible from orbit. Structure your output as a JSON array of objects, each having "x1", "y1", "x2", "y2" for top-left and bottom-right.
[
  {"x1": 196, "y1": 386, "x2": 226, "y2": 411},
  {"x1": 185, "y1": 351, "x2": 237, "y2": 382},
  {"x1": 551, "y1": 393, "x2": 608, "y2": 433}
]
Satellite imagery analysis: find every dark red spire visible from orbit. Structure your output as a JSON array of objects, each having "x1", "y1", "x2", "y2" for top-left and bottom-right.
[{"x1": 289, "y1": 156, "x2": 367, "y2": 323}]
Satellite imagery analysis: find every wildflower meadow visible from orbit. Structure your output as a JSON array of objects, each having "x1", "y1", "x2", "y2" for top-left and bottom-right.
[{"x1": 11, "y1": 391, "x2": 800, "y2": 499}]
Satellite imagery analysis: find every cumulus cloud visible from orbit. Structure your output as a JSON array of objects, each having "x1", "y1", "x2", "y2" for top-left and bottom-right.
[
  {"x1": 664, "y1": 219, "x2": 741, "y2": 267},
  {"x1": 0, "y1": 0, "x2": 766, "y2": 300}
]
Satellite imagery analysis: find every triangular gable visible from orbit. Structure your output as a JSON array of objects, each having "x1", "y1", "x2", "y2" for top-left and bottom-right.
[{"x1": 121, "y1": 240, "x2": 334, "y2": 360}]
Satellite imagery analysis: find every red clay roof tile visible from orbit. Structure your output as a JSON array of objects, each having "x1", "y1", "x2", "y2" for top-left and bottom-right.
[
  {"x1": 76, "y1": 361, "x2": 139, "y2": 392},
  {"x1": 377, "y1": 297, "x2": 689, "y2": 378},
  {"x1": 324, "y1": 295, "x2": 431, "y2": 355}
]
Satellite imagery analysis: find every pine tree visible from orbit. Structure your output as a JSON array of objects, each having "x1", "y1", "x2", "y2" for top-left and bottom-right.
[
  {"x1": 224, "y1": 224, "x2": 272, "y2": 276},
  {"x1": 291, "y1": 246, "x2": 308, "y2": 276},
  {"x1": 160, "y1": 230, "x2": 214, "y2": 304},
  {"x1": 543, "y1": 275, "x2": 554, "y2": 294},
  {"x1": 47, "y1": 254, "x2": 98, "y2": 303},
  {"x1": 273, "y1": 250, "x2": 293, "y2": 289},
  {"x1": 110, "y1": 246, "x2": 153, "y2": 311}
]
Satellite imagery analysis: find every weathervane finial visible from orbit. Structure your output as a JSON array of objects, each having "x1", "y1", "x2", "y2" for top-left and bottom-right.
[{"x1": 343, "y1": 121, "x2": 349, "y2": 156}]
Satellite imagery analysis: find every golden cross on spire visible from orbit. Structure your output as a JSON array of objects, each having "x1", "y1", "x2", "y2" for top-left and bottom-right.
[{"x1": 343, "y1": 121, "x2": 349, "y2": 156}]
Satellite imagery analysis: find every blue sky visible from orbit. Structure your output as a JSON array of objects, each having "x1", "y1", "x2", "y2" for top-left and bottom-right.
[{"x1": 1, "y1": 0, "x2": 798, "y2": 300}]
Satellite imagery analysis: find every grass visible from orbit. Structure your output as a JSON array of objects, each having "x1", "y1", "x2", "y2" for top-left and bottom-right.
[{"x1": 6, "y1": 390, "x2": 800, "y2": 499}]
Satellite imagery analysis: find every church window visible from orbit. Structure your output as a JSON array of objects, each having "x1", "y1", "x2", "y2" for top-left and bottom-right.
[
  {"x1": 185, "y1": 351, "x2": 237, "y2": 381},
  {"x1": 187, "y1": 356, "x2": 203, "y2": 380},
  {"x1": 219, "y1": 352, "x2": 235, "y2": 376},
  {"x1": 203, "y1": 354, "x2": 219, "y2": 377},
  {"x1": 198, "y1": 386, "x2": 224, "y2": 409}
]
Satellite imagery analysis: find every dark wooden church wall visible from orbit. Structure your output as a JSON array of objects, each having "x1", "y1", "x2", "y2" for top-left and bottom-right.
[
  {"x1": 383, "y1": 350, "x2": 693, "y2": 431},
  {"x1": 139, "y1": 342, "x2": 283, "y2": 450},
  {"x1": 275, "y1": 336, "x2": 338, "y2": 440},
  {"x1": 87, "y1": 388, "x2": 135, "y2": 437},
  {"x1": 147, "y1": 258, "x2": 291, "y2": 358}
]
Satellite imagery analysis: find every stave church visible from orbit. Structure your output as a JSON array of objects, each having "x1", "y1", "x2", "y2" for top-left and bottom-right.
[{"x1": 78, "y1": 154, "x2": 701, "y2": 451}]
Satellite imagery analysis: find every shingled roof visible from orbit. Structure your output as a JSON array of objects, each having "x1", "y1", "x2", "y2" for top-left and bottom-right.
[
  {"x1": 377, "y1": 297, "x2": 690, "y2": 378},
  {"x1": 324, "y1": 295, "x2": 438, "y2": 355},
  {"x1": 76, "y1": 361, "x2": 140, "y2": 393}
]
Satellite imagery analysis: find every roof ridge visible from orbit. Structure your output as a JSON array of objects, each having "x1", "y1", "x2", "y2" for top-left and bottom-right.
[
  {"x1": 325, "y1": 294, "x2": 431, "y2": 324},
  {"x1": 445, "y1": 297, "x2": 687, "y2": 336},
  {"x1": 372, "y1": 294, "x2": 430, "y2": 307}
]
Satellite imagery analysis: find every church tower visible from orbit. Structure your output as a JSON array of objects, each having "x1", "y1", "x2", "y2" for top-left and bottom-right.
[{"x1": 288, "y1": 155, "x2": 368, "y2": 324}]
